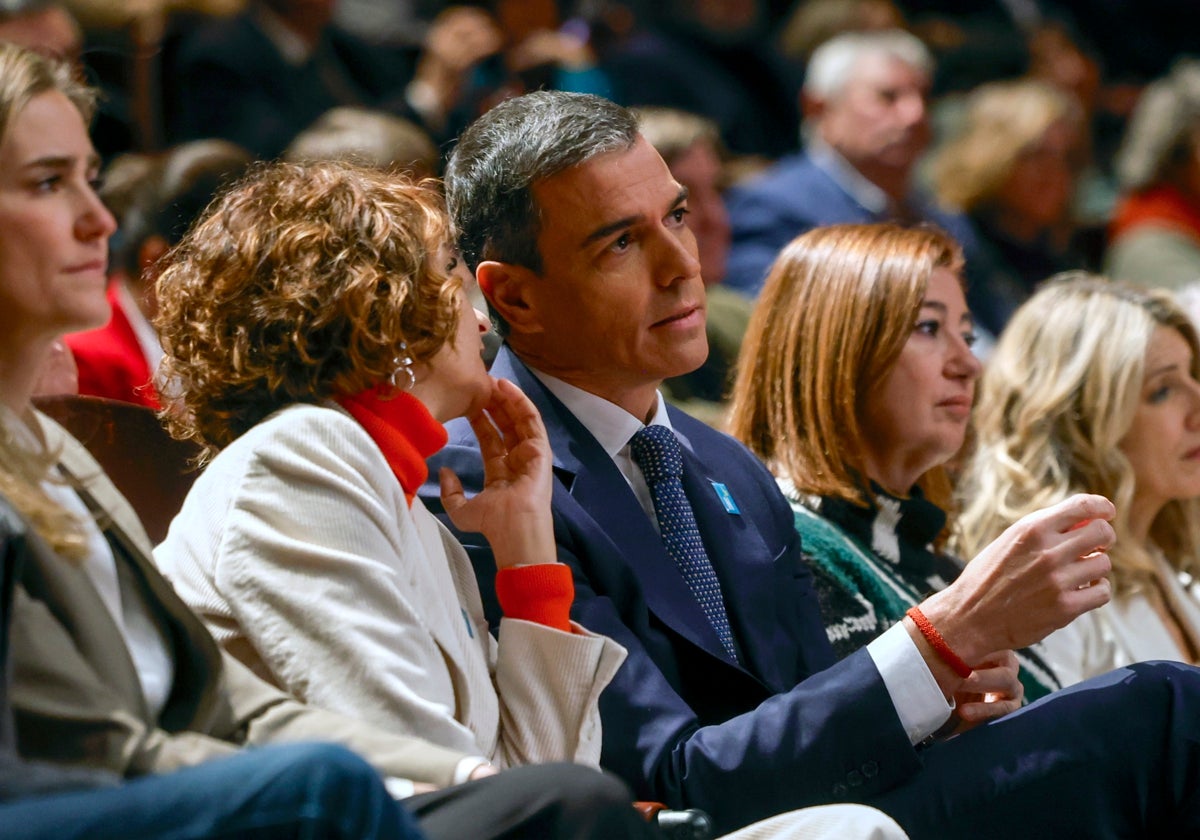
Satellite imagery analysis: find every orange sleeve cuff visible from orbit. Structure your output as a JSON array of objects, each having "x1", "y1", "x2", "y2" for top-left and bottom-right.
[{"x1": 495, "y1": 564, "x2": 574, "y2": 633}]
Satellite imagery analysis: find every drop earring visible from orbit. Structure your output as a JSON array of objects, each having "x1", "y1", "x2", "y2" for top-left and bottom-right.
[{"x1": 389, "y1": 342, "x2": 416, "y2": 390}]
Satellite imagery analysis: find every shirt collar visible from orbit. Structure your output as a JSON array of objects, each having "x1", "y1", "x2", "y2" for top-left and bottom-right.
[
  {"x1": 807, "y1": 135, "x2": 890, "y2": 215},
  {"x1": 528, "y1": 368, "x2": 682, "y2": 456}
]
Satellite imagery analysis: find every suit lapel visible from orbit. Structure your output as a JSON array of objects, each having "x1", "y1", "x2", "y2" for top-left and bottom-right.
[
  {"x1": 103, "y1": 526, "x2": 222, "y2": 731},
  {"x1": 17, "y1": 520, "x2": 149, "y2": 717},
  {"x1": 492, "y1": 350, "x2": 744, "y2": 667}
]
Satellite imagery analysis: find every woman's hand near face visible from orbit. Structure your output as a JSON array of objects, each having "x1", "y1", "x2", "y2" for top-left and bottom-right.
[{"x1": 439, "y1": 377, "x2": 557, "y2": 569}]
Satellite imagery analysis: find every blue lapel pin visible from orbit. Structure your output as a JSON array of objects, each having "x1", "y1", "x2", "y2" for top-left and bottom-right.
[{"x1": 710, "y1": 481, "x2": 740, "y2": 514}]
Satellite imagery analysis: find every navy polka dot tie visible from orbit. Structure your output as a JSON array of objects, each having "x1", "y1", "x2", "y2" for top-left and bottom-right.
[{"x1": 630, "y1": 425, "x2": 739, "y2": 662}]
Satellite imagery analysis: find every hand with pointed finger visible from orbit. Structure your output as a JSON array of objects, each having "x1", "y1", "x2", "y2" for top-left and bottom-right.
[{"x1": 439, "y1": 378, "x2": 556, "y2": 570}]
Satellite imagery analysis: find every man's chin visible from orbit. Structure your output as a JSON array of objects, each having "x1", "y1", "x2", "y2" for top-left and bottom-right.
[{"x1": 663, "y1": 342, "x2": 711, "y2": 380}]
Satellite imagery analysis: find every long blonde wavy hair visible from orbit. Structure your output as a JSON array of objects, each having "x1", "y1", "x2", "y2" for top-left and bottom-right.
[{"x1": 956, "y1": 274, "x2": 1200, "y2": 593}]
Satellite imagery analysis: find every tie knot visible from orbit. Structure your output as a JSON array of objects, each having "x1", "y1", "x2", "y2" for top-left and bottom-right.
[{"x1": 630, "y1": 424, "x2": 683, "y2": 483}]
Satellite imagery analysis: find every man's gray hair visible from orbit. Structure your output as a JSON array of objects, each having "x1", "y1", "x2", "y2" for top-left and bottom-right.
[
  {"x1": 445, "y1": 90, "x2": 638, "y2": 278},
  {"x1": 803, "y1": 29, "x2": 933, "y2": 102}
]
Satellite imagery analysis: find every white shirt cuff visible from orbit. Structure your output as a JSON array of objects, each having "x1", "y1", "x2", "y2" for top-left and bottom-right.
[
  {"x1": 452, "y1": 755, "x2": 491, "y2": 786},
  {"x1": 867, "y1": 623, "x2": 953, "y2": 744}
]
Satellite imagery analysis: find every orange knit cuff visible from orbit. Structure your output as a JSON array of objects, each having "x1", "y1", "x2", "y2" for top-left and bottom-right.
[
  {"x1": 906, "y1": 606, "x2": 973, "y2": 679},
  {"x1": 495, "y1": 564, "x2": 574, "y2": 633}
]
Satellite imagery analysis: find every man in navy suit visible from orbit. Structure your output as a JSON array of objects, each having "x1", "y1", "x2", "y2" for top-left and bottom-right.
[
  {"x1": 425, "y1": 89, "x2": 1200, "y2": 837},
  {"x1": 723, "y1": 29, "x2": 978, "y2": 298}
]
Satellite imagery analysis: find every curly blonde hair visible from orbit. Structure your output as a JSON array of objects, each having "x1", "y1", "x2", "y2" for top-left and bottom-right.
[
  {"x1": 727, "y1": 223, "x2": 963, "y2": 523},
  {"x1": 155, "y1": 160, "x2": 462, "y2": 459},
  {"x1": 956, "y1": 274, "x2": 1200, "y2": 594}
]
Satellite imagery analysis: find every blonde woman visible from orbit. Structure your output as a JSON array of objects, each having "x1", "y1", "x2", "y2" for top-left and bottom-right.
[
  {"x1": 932, "y1": 79, "x2": 1084, "y2": 336},
  {"x1": 958, "y1": 275, "x2": 1200, "y2": 686}
]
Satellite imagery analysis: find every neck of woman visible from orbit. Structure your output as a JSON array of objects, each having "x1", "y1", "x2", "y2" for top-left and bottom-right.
[
  {"x1": 1126, "y1": 493, "x2": 1165, "y2": 553},
  {"x1": 0, "y1": 338, "x2": 54, "y2": 418}
]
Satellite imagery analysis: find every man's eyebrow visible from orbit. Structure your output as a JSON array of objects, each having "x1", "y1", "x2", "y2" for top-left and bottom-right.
[
  {"x1": 582, "y1": 214, "x2": 640, "y2": 248},
  {"x1": 580, "y1": 186, "x2": 691, "y2": 248}
]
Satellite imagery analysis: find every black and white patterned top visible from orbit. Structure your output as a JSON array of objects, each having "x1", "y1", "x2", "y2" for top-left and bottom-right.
[{"x1": 777, "y1": 477, "x2": 1062, "y2": 703}]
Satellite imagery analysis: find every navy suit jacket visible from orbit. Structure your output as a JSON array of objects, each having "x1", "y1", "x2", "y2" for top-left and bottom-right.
[
  {"x1": 423, "y1": 349, "x2": 923, "y2": 833},
  {"x1": 724, "y1": 151, "x2": 978, "y2": 297}
]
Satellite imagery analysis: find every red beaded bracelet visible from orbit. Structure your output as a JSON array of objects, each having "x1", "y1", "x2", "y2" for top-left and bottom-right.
[{"x1": 905, "y1": 606, "x2": 973, "y2": 679}]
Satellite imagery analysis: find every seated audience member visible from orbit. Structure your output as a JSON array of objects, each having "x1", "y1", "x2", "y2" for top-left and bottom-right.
[
  {"x1": 393, "y1": 5, "x2": 502, "y2": 140},
  {"x1": 0, "y1": 501, "x2": 425, "y2": 840},
  {"x1": 0, "y1": 40, "x2": 660, "y2": 840},
  {"x1": 65, "y1": 139, "x2": 253, "y2": 408},
  {"x1": 723, "y1": 29, "x2": 976, "y2": 298},
  {"x1": 168, "y1": 0, "x2": 418, "y2": 157},
  {"x1": 1022, "y1": 17, "x2": 1117, "y2": 227},
  {"x1": 595, "y1": 0, "x2": 799, "y2": 159},
  {"x1": 931, "y1": 80, "x2": 1086, "y2": 336},
  {"x1": 0, "y1": 0, "x2": 133, "y2": 157},
  {"x1": 779, "y1": 0, "x2": 905, "y2": 64},
  {"x1": 153, "y1": 159, "x2": 629, "y2": 777},
  {"x1": 282, "y1": 109, "x2": 502, "y2": 359},
  {"x1": 635, "y1": 106, "x2": 747, "y2": 424},
  {"x1": 726, "y1": 223, "x2": 1061, "y2": 702},
  {"x1": 442, "y1": 0, "x2": 614, "y2": 140},
  {"x1": 1106, "y1": 59, "x2": 1200, "y2": 291},
  {"x1": 150, "y1": 155, "x2": 907, "y2": 840},
  {"x1": 958, "y1": 276, "x2": 1200, "y2": 687},
  {"x1": 284, "y1": 105, "x2": 438, "y2": 178},
  {"x1": 425, "y1": 88, "x2": 1200, "y2": 838}
]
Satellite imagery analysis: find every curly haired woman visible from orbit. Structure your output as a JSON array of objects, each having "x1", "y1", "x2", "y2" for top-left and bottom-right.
[{"x1": 152, "y1": 160, "x2": 627, "y2": 779}]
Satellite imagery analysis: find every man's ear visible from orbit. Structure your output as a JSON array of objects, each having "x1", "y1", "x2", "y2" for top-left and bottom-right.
[
  {"x1": 800, "y1": 90, "x2": 826, "y2": 123},
  {"x1": 476, "y1": 260, "x2": 543, "y2": 335}
]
